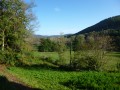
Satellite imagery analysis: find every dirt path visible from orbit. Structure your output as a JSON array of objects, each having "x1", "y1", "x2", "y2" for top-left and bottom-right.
[
  {"x1": 0, "y1": 65, "x2": 22, "y2": 83},
  {"x1": 0, "y1": 65, "x2": 40, "y2": 90}
]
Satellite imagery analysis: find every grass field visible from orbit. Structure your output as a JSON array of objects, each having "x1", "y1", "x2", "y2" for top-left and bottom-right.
[
  {"x1": 31, "y1": 51, "x2": 72, "y2": 64},
  {"x1": 30, "y1": 51, "x2": 120, "y2": 71},
  {"x1": 8, "y1": 67, "x2": 80, "y2": 90},
  {"x1": 8, "y1": 67, "x2": 120, "y2": 90},
  {"x1": 6, "y1": 51, "x2": 120, "y2": 90}
]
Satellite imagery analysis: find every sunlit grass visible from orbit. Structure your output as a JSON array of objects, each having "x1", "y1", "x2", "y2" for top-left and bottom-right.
[
  {"x1": 31, "y1": 51, "x2": 120, "y2": 71},
  {"x1": 7, "y1": 51, "x2": 120, "y2": 89},
  {"x1": 8, "y1": 67, "x2": 120, "y2": 90},
  {"x1": 8, "y1": 67, "x2": 81, "y2": 90}
]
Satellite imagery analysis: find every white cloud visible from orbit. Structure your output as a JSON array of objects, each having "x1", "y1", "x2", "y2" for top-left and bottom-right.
[{"x1": 54, "y1": 7, "x2": 61, "y2": 12}]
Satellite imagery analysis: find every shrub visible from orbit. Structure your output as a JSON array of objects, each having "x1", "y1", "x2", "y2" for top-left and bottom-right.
[
  {"x1": 71, "y1": 50, "x2": 107, "y2": 71},
  {"x1": 0, "y1": 49, "x2": 25, "y2": 66}
]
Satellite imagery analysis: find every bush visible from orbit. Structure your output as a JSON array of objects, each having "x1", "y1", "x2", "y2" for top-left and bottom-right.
[
  {"x1": 0, "y1": 50, "x2": 16, "y2": 65},
  {"x1": 71, "y1": 56, "x2": 100, "y2": 71},
  {"x1": 0, "y1": 50, "x2": 35, "y2": 66},
  {"x1": 71, "y1": 50, "x2": 107, "y2": 71}
]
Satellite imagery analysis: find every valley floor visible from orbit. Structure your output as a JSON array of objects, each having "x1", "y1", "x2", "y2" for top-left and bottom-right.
[{"x1": 0, "y1": 51, "x2": 120, "y2": 90}]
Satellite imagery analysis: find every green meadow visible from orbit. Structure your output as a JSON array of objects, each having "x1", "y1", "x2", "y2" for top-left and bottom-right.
[{"x1": 5, "y1": 51, "x2": 120, "y2": 90}]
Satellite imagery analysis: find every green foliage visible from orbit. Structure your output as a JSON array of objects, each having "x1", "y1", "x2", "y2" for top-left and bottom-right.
[
  {"x1": 0, "y1": 0, "x2": 35, "y2": 65},
  {"x1": 38, "y1": 37, "x2": 68, "y2": 52},
  {"x1": 54, "y1": 36, "x2": 68, "y2": 65},
  {"x1": 55, "y1": 37, "x2": 67, "y2": 52},
  {"x1": 64, "y1": 72, "x2": 120, "y2": 90},
  {"x1": 5, "y1": 51, "x2": 120, "y2": 89},
  {"x1": 71, "y1": 50, "x2": 107, "y2": 71},
  {"x1": 0, "y1": 50, "x2": 15, "y2": 65},
  {"x1": 8, "y1": 67, "x2": 75, "y2": 90},
  {"x1": 73, "y1": 35, "x2": 85, "y2": 51},
  {"x1": 23, "y1": 51, "x2": 120, "y2": 71},
  {"x1": 71, "y1": 34, "x2": 111, "y2": 71},
  {"x1": 55, "y1": 52, "x2": 67, "y2": 65},
  {"x1": 38, "y1": 38, "x2": 57, "y2": 52}
]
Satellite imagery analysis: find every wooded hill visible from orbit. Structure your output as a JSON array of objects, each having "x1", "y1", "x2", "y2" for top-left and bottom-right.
[
  {"x1": 75, "y1": 15, "x2": 120, "y2": 35},
  {"x1": 35, "y1": 15, "x2": 120, "y2": 51},
  {"x1": 74, "y1": 15, "x2": 120, "y2": 51}
]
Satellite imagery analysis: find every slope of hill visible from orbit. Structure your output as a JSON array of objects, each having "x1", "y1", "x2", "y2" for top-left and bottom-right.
[
  {"x1": 75, "y1": 15, "x2": 120, "y2": 35},
  {"x1": 74, "y1": 15, "x2": 120, "y2": 51}
]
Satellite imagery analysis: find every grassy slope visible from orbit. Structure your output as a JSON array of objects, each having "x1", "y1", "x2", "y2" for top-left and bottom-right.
[
  {"x1": 7, "y1": 51, "x2": 120, "y2": 90},
  {"x1": 8, "y1": 67, "x2": 120, "y2": 90},
  {"x1": 8, "y1": 67, "x2": 81, "y2": 90}
]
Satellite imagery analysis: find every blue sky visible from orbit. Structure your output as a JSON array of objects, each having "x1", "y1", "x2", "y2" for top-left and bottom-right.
[{"x1": 26, "y1": 0, "x2": 120, "y2": 35}]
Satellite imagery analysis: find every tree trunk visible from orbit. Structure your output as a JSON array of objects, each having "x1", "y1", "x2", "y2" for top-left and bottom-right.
[
  {"x1": 2, "y1": 31, "x2": 5, "y2": 51},
  {"x1": 70, "y1": 41, "x2": 72, "y2": 66}
]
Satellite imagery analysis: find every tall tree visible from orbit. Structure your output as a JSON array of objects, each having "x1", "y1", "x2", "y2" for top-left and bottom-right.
[
  {"x1": 0, "y1": 0, "x2": 35, "y2": 64},
  {"x1": 73, "y1": 35, "x2": 85, "y2": 51}
]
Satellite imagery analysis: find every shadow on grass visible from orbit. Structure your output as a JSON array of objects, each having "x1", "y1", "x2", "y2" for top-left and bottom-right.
[
  {"x1": 17, "y1": 59, "x2": 76, "y2": 71},
  {"x1": 109, "y1": 52, "x2": 120, "y2": 58},
  {"x1": 0, "y1": 76, "x2": 41, "y2": 90},
  {"x1": 21, "y1": 63, "x2": 59, "y2": 71},
  {"x1": 10, "y1": 82, "x2": 41, "y2": 90},
  {"x1": 20, "y1": 63, "x2": 74, "y2": 72}
]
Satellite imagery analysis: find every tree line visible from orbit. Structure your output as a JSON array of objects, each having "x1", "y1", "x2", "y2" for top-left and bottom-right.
[{"x1": 36, "y1": 31, "x2": 117, "y2": 71}]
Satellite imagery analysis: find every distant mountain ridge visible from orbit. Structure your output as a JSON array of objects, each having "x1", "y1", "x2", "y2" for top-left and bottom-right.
[
  {"x1": 35, "y1": 15, "x2": 120, "y2": 37},
  {"x1": 35, "y1": 34, "x2": 72, "y2": 38},
  {"x1": 75, "y1": 15, "x2": 120, "y2": 35}
]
